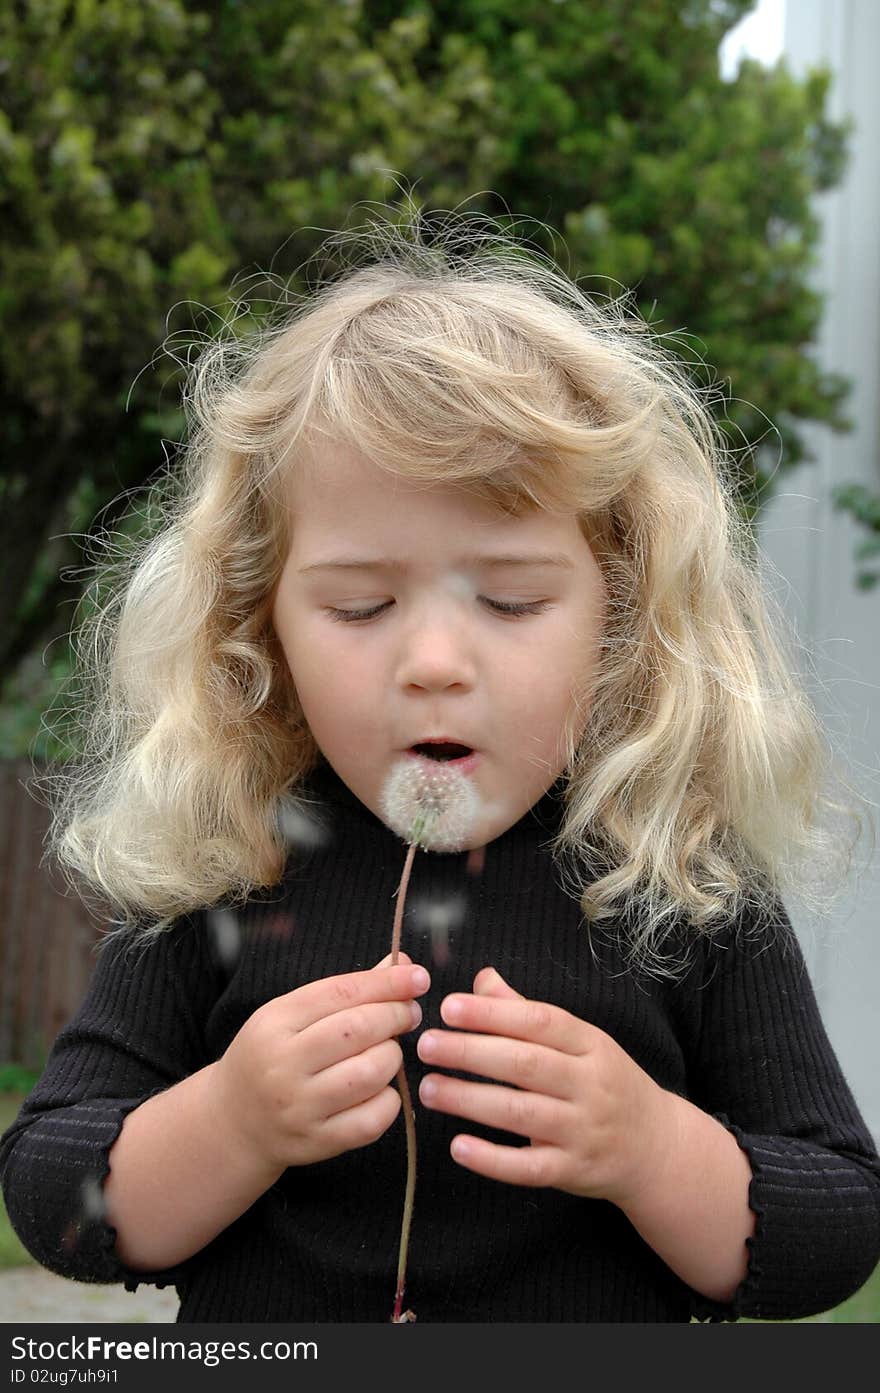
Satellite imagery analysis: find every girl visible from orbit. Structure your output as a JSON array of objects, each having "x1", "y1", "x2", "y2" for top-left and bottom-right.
[{"x1": 2, "y1": 209, "x2": 879, "y2": 1324}]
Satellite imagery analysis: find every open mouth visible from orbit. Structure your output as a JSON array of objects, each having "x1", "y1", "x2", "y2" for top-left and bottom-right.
[{"x1": 409, "y1": 742, "x2": 475, "y2": 763}]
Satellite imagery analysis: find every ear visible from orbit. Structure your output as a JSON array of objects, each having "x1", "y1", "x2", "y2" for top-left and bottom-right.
[{"x1": 473, "y1": 966, "x2": 523, "y2": 998}]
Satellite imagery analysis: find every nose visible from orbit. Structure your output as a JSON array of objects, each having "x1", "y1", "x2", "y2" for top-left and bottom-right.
[{"x1": 394, "y1": 602, "x2": 477, "y2": 692}]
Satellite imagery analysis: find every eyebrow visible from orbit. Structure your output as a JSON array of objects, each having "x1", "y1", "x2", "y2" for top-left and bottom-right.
[{"x1": 297, "y1": 553, "x2": 576, "y2": 575}]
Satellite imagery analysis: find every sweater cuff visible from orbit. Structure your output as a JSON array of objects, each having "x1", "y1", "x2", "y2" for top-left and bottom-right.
[
  {"x1": 2, "y1": 1091, "x2": 193, "y2": 1294},
  {"x1": 690, "y1": 1114, "x2": 880, "y2": 1323}
]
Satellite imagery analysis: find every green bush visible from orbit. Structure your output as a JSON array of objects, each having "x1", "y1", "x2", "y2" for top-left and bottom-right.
[
  {"x1": 1, "y1": 0, "x2": 856, "y2": 759},
  {"x1": 0, "y1": 1063, "x2": 40, "y2": 1094}
]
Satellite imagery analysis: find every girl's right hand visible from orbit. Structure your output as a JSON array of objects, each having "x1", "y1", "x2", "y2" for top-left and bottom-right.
[{"x1": 212, "y1": 953, "x2": 430, "y2": 1175}]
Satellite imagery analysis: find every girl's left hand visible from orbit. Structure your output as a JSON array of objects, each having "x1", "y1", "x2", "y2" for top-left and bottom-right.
[{"x1": 416, "y1": 967, "x2": 678, "y2": 1208}]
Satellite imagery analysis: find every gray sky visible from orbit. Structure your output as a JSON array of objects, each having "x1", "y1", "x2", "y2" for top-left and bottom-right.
[{"x1": 719, "y1": 0, "x2": 787, "y2": 78}]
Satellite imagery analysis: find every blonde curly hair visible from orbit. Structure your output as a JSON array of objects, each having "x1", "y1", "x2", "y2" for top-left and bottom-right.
[{"x1": 34, "y1": 205, "x2": 873, "y2": 978}]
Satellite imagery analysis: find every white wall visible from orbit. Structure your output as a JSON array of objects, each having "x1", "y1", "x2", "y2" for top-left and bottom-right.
[{"x1": 757, "y1": 0, "x2": 880, "y2": 1140}]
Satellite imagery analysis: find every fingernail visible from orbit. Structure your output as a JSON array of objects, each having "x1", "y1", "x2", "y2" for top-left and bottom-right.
[
  {"x1": 410, "y1": 966, "x2": 430, "y2": 991},
  {"x1": 442, "y1": 996, "x2": 464, "y2": 1023},
  {"x1": 417, "y1": 1031, "x2": 436, "y2": 1059},
  {"x1": 409, "y1": 1001, "x2": 423, "y2": 1028}
]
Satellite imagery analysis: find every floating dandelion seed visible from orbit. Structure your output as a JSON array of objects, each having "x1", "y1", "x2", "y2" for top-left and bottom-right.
[
  {"x1": 60, "y1": 1176, "x2": 106, "y2": 1254},
  {"x1": 256, "y1": 909, "x2": 297, "y2": 941},
  {"x1": 466, "y1": 845, "x2": 486, "y2": 878},
  {"x1": 60, "y1": 1218, "x2": 81, "y2": 1254},
  {"x1": 407, "y1": 892, "x2": 468, "y2": 967},
  {"x1": 206, "y1": 908, "x2": 242, "y2": 970},
  {"x1": 277, "y1": 796, "x2": 332, "y2": 853},
  {"x1": 80, "y1": 1175, "x2": 105, "y2": 1223}
]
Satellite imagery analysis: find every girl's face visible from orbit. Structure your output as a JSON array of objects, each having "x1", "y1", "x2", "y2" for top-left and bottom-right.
[{"x1": 272, "y1": 443, "x2": 606, "y2": 847}]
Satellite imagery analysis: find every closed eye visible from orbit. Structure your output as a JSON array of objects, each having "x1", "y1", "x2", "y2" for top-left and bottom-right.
[
  {"x1": 486, "y1": 598, "x2": 553, "y2": 617},
  {"x1": 325, "y1": 598, "x2": 553, "y2": 623}
]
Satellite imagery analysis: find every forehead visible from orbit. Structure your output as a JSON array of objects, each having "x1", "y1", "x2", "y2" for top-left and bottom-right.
[
  {"x1": 287, "y1": 442, "x2": 586, "y2": 555},
  {"x1": 291, "y1": 441, "x2": 438, "y2": 510}
]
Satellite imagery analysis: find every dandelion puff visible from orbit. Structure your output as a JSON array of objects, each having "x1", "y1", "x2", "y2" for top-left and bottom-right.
[{"x1": 380, "y1": 757, "x2": 481, "y2": 851}]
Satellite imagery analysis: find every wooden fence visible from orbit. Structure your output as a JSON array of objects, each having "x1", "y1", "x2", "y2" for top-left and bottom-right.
[{"x1": 0, "y1": 759, "x2": 101, "y2": 1070}]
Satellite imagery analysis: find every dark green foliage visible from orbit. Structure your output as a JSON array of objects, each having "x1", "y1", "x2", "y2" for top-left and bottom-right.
[{"x1": 0, "y1": 1064, "x2": 41, "y2": 1094}]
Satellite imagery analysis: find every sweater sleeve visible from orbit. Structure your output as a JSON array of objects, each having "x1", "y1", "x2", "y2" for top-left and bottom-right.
[
  {"x1": 0, "y1": 913, "x2": 224, "y2": 1291},
  {"x1": 682, "y1": 901, "x2": 880, "y2": 1322}
]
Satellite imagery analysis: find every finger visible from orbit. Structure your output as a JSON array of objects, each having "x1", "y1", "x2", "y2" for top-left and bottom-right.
[
  {"x1": 281, "y1": 963, "x2": 430, "y2": 1033},
  {"x1": 473, "y1": 966, "x2": 523, "y2": 999},
  {"x1": 419, "y1": 1072, "x2": 566, "y2": 1143},
  {"x1": 417, "y1": 1028, "x2": 575, "y2": 1099},
  {"x1": 303, "y1": 998, "x2": 422, "y2": 1074},
  {"x1": 315, "y1": 1085, "x2": 403, "y2": 1158},
  {"x1": 439, "y1": 992, "x2": 590, "y2": 1056},
  {"x1": 448, "y1": 1134, "x2": 563, "y2": 1190},
  {"x1": 316, "y1": 1038, "x2": 405, "y2": 1115}
]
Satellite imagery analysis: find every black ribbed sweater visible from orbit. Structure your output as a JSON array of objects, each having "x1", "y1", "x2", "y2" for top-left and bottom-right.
[{"x1": 2, "y1": 757, "x2": 879, "y2": 1322}]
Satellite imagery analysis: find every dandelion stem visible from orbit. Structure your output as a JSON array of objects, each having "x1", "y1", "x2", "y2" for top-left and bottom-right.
[
  {"x1": 390, "y1": 836, "x2": 419, "y2": 1322},
  {"x1": 391, "y1": 1062, "x2": 417, "y2": 1322},
  {"x1": 391, "y1": 838, "x2": 417, "y2": 962}
]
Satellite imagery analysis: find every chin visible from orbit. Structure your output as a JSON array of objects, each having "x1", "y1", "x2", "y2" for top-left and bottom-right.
[{"x1": 465, "y1": 799, "x2": 518, "y2": 848}]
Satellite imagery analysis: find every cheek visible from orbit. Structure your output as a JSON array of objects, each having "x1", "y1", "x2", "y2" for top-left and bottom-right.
[
  {"x1": 274, "y1": 609, "x2": 325, "y2": 706},
  {"x1": 492, "y1": 650, "x2": 570, "y2": 744},
  {"x1": 283, "y1": 621, "x2": 377, "y2": 716},
  {"x1": 503, "y1": 614, "x2": 597, "y2": 726}
]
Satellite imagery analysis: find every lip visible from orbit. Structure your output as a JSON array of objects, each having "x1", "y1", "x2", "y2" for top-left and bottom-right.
[
  {"x1": 406, "y1": 736, "x2": 477, "y2": 755},
  {"x1": 404, "y1": 743, "x2": 481, "y2": 775}
]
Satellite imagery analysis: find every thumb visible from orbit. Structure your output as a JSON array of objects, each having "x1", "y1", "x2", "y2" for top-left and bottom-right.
[
  {"x1": 375, "y1": 949, "x2": 413, "y2": 968},
  {"x1": 473, "y1": 966, "x2": 523, "y2": 999}
]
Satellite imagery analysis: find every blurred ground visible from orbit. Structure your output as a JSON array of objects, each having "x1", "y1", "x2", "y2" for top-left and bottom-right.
[{"x1": 0, "y1": 1265, "x2": 178, "y2": 1322}]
